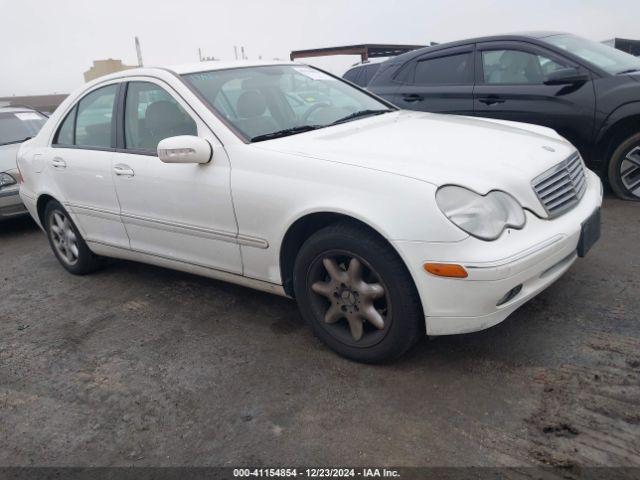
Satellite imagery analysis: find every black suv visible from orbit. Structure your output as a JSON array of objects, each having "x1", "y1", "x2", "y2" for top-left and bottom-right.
[{"x1": 367, "y1": 32, "x2": 640, "y2": 200}]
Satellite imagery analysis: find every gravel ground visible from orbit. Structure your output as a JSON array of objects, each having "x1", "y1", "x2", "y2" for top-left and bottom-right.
[{"x1": 0, "y1": 197, "x2": 639, "y2": 468}]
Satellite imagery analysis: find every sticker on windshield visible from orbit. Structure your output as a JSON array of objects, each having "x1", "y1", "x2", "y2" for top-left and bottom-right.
[
  {"x1": 15, "y1": 112, "x2": 42, "y2": 121},
  {"x1": 293, "y1": 67, "x2": 337, "y2": 81}
]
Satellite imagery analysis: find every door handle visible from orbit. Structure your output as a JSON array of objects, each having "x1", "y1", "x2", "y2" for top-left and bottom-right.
[
  {"x1": 113, "y1": 164, "x2": 135, "y2": 177},
  {"x1": 479, "y1": 96, "x2": 506, "y2": 106},
  {"x1": 402, "y1": 93, "x2": 424, "y2": 102},
  {"x1": 51, "y1": 157, "x2": 66, "y2": 168}
]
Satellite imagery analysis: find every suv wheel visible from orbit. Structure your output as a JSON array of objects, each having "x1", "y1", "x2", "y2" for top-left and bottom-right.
[
  {"x1": 44, "y1": 200, "x2": 103, "y2": 274},
  {"x1": 293, "y1": 222, "x2": 424, "y2": 363},
  {"x1": 608, "y1": 132, "x2": 640, "y2": 200}
]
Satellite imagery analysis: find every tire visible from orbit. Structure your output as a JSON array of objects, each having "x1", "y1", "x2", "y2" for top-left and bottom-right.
[
  {"x1": 44, "y1": 200, "x2": 103, "y2": 275},
  {"x1": 293, "y1": 221, "x2": 424, "y2": 363},
  {"x1": 608, "y1": 132, "x2": 640, "y2": 200}
]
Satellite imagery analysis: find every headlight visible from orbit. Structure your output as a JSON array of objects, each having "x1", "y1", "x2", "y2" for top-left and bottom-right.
[
  {"x1": 436, "y1": 186, "x2": 526, "y2": 241},
  {"x1": 0, "y1": 172, "x2": 17, "y2": 188}
]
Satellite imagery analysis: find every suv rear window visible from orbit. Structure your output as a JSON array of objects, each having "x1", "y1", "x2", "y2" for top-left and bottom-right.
[
  {"x1": 359, "y1": 64, "x2": 381, "y2": 86},
  {"x1": 343, "y1": 64, "x2": 381, "y2": 87},
  {"x1": 343, "y1": 67, "x2": 361, "y2": 84}
]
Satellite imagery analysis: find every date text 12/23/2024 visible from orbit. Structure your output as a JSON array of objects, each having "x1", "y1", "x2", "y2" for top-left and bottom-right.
[{"x1": 233, "y1": 468, "x2": 400, "y2": 478}]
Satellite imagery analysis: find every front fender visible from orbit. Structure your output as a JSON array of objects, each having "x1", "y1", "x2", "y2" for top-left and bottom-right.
[
  {"x1": 227, "y1": 145, "x2": 467, "y2": 285},
  {"x1": 595, "y1": 100, "x2": 640, "y2": 155}
]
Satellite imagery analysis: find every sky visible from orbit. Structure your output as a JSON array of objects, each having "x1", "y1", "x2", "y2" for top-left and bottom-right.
[{"x1": 1, "y1": 0, "x2": 639, "y2": 96}]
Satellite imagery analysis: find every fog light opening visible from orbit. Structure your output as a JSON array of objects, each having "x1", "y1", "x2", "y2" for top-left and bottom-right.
[{"x1": 497, "y1": 284, "x2": 522, "y2": 306}]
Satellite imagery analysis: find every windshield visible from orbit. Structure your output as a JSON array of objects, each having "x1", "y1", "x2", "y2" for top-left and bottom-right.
[
  {"x1": 0, "y1": 111, "x2": 47, "y2": 146},
  {"x1": 544, "y1": 34, "x2": 640, "y2": 75},
  {"x1": 182, "y1": 65, "x2": 393, "y2": 142}
]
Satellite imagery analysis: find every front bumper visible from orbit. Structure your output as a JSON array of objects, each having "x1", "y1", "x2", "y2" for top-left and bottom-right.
[
  {"x1": 0, "y1": 185, "x2": 28, "y2": 219},
  {"x1": 394, "y1": 169, "x2": 603, "y2": 336}
]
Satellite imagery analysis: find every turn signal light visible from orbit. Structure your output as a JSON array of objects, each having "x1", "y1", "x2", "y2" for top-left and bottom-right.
[{"x1": 423, "y1": 263, "x2": 468, "y2": 278}]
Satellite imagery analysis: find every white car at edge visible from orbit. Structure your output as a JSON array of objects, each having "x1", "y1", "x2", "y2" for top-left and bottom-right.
[{"x1": 17, "y1": 61, "x2": 603, "y2": 363}]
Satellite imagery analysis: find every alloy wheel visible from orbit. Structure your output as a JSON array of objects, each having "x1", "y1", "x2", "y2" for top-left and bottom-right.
[
  {"x1": 307, "y1": 251, "x2": 391, "y2": 347},
  {"x1": 620, "y1": 145, "x2": 640, "y2": 198},
  {"x1": 49, "y1": 210, "x2": 79, "y2": 266}
]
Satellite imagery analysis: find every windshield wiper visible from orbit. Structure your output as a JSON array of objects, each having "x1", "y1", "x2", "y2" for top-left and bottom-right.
[
  {"x1": 617, "y1": 68, "x2": 640, "y2": 75},
  {"x1": 249, "y1": 109, "x2": 394, "y2": 142},
  {"x1": 0, "y1": 136, "x2": 32, "y2": 146},
  {"x1": 250, "y1": 125, "x2": 324, "y2": 142},
  {"x1": 330, "y1": 109, "x2": 393, "y2": 126}
]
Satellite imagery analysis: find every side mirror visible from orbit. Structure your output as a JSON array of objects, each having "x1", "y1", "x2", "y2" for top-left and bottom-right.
[
  {"x1": 157, "y1": 136, "x2": 212, "y2": 164},
  {"x1": 544, "y1": 68, "x2": 589, "y2": 86}
]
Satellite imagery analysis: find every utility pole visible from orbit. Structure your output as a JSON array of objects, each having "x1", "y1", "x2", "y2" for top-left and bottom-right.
[
  {"x1": 135, "y1": 36, "x2": 144, "y2": 67},
  {"x1": 241, "y1": 46, "x2": 246, "y2": 60},
  {"x1": 233, "y1": 46, "x2": 238, "y2": 60}
]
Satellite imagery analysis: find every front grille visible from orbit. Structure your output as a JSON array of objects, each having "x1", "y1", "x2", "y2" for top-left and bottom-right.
[{"x1": 532, "y1": 152, "x2": 586, "y2": 218}]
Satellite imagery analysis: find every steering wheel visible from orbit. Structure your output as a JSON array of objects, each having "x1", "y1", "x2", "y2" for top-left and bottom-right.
[{"x1": 301, "y1": 102, "x2": 331, "y2": 123}]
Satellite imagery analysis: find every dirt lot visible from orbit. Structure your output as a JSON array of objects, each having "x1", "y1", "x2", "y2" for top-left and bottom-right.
[{"x1": 1, "y1": 198, "x2": 639, "y2": 468}]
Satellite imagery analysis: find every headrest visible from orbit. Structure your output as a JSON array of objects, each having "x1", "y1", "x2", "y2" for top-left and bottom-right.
[
  {"x1": 145, "y1": 101, "x2": 183, "y2": 133},
  {"x1": 499, "y1": 50, "x2": 530, "y2": 70},
  {"x1": 237, "y1": 90, "x2": 267, "y2": 118}
]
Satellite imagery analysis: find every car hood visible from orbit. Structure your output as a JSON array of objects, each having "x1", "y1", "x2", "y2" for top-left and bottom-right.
[
  {"x1": 0, "y1": 143, "x2": 20, "y2": 173},
  {"x1": 252, "y1": 110, "x2": 578, "y2": 217}
]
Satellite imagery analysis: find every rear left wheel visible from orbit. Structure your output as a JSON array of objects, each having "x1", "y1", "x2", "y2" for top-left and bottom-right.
[{"x1": 44, "y1": 200, "x2": 103, "y2": 275}]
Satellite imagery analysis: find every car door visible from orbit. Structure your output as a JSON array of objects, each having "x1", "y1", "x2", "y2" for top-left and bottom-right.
[
  {"x1": 473, "y1": 41, "x2": 596, "y2": 152},
  {"x1": 111, "y1": 79, "x2": 242, "y2": 274},
  {"x1": 391, "y1": 45, "x2": 475, "y2": 114},
  {"x1": 47, "y1": 82, "x2": 129, "y2": 248}
]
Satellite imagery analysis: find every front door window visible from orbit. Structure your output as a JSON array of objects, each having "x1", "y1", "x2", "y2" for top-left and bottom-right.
[
  {"x1": 124, "y1": 81, "x2": 197, "y2": 152},
  {"x1": 482, "y1": 50, "x2": 565, "y2": 84}
]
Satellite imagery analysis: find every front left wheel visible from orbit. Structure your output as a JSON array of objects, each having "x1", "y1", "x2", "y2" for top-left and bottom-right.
[
  {"x1": 44, "y1": 200, "x2": 103, "y2": 275},
  {"x1": 293, "y1": 221, "x2": 425, "y2": 363}
]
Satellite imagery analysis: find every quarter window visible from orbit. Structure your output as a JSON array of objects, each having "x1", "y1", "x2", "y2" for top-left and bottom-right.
[
  {"x1": 482, "y1": 50, "x2": 566, "y2": 84},
  {"x1": 124, "y1": 82, "x2": 197, "y2": 151},
  {"x1": 54, "y1": 107, "x2": 75, "y2": 145},
  {"x1": 75, "y1": 84, "x2": 117, "y2": 148},
  {"x1": 413, "y1": 53, "x2": 473, "y2": 85}
]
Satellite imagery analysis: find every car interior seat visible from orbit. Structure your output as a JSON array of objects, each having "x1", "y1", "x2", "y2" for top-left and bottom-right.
[
  {"x1": 235, "y1": 90, "x2": 279, "y2": 139},
  {"x1": 140, "y1": 100, "x2": 196, "y2": 150},
  {"x1": 489, "y1": 51, "x2": 543, "y2": 84}
]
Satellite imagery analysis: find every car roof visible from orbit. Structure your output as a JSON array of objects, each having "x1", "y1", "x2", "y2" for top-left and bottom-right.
[
  {"x1": 93, "y1": 60, "x2": 298, "y2": 83},
  {"x1": 389, "y1": 31, "x2": 568, "y2": 62},
  {"x1": 433, "y1": 31, "x2": 565, "y2": 47},
  {"x1": 346, "y1": 59, "x2": 387, "y2": 70},
  {"x1": 168, "y1": 60, "x2": 297, "y2": 75},
  {"x1": 80, "y1": 60, "x2": 305, "y2": 91}
]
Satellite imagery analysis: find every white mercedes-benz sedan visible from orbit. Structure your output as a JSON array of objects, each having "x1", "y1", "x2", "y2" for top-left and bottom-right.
[{"x1": 17, "y1": 61, "x2": 602, "y2": 362}]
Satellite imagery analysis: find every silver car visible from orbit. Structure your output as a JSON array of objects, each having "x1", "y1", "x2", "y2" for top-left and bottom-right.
[{"x1": 0, "y1": 106, "x2": 47, "y2": 220}]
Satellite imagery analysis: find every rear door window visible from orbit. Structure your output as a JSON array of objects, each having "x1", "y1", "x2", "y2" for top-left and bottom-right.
[
  {"x1": 74, "y1": 84, "x2": 118, "y2": 148},
  {"x1": 413, "y1": 53, "x2": 473, "y2": 85}
]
